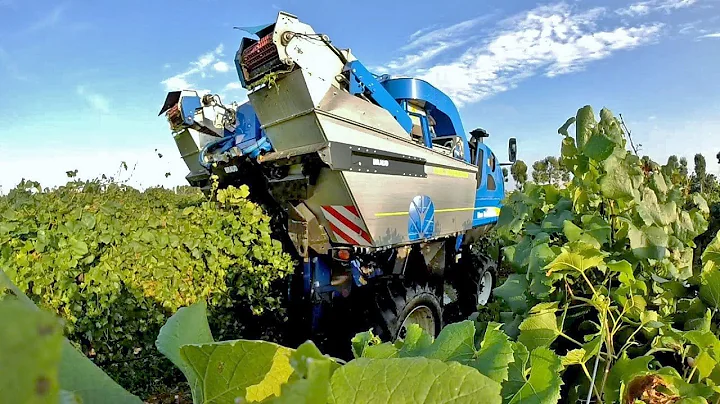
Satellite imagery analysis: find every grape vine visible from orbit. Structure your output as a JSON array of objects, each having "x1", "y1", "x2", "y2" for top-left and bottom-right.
[{"x1": 495, "y1": 105, "x2": 719, "y2": 402}]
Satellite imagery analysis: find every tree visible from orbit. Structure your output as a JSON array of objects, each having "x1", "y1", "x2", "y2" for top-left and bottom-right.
[
  {"x1": 692, "y1": 154, "x2": 708, "y2": 193},
  {"x1": 531, "y1": 156, "x2": 570, "y2": 186},
  {"x1": 679, "y1": 157, "x2": 689, "y2": 177},
  {"x1": 502, "y1": 167, "x2": 509, "y2": 183},
  {"x1": 511, "y1": 160, "x2": 528, "y2": 188},
  {"x1": 532, "y1": 159, "x2": 549, "y2": 184},
  {"x1": 716, "y1": 151, "x2": 720, "y2": 165}
]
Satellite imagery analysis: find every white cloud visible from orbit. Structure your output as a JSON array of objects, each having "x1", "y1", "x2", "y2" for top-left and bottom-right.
[
  {"x1": 76, "y1": 86, "x2": 110, "y2": 114},
  {"x1": 218, "y1": 82, "x2": 248, "y2": 103},
  {"x1": 224, "y1": 82, "x2": 244, "y2": 91},
  {"x1": 380, "y1": 3, "x2": 664, "y2": 106},
  {"x1": 377, "y1": 17, "x2": 490, "y2": 72},
  {"x1": 699, "y1": 32, "x2": 720, "y2": 38},
  {"x1": 616, "y1": 0, "x2": 697, "y2": 16},
  {"x1": 213, "y1": 61, "x2": 230, "y2": 72},
  {"x1": 161, "y1": 44, "x2": 225, "y2": 91}
]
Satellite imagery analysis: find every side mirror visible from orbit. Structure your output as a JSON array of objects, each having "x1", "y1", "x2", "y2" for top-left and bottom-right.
[{"x1": 508, "y1": 137, "x2": 517, "y2": 163}]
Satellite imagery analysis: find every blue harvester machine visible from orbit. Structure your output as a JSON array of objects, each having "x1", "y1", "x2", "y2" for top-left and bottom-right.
[{"x1": 159, "y1": 11, "x2": 517, "y2": 353}]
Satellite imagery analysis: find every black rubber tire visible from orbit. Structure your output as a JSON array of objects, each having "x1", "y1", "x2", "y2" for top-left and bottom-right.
[
  {"x1": 360, "y1": 278, "x2": 443, "y2": 342},
  {"x1": 452, "y1": 246, "x2": 498, "y2": 320}
]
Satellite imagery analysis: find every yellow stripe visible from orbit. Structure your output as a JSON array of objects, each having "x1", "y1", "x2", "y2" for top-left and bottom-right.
[
  {"x1": 432, "y1": 167, "x2": 470, "y2": 178},
  {"x1": 374, "y1": 206, "x2": 494, "y2": 218}
]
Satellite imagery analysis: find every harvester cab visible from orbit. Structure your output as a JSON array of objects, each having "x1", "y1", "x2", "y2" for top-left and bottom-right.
[{"x1": 160, "y1": 11, "x2": 518, "y2": 356}]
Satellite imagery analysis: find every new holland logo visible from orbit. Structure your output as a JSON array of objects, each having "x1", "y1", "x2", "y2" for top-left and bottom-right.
[{"x1": 408, "y1": 195, "x2": 435, "y2": 241}]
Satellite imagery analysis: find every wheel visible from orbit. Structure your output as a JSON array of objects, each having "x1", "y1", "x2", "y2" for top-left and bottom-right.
[
  {"x1": 448, "y1": 246, "x2": 497, "y2": 320},
  {"x1": 360, "y1": 278, "x2": 443, "y2": 342}
]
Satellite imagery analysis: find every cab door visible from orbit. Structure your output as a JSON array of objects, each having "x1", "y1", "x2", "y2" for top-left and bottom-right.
[{"x1": 472, "y1": 143, "x2": 503, "y2": 227}]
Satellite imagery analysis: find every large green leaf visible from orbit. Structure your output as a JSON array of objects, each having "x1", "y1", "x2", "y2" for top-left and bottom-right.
[
  {"x1": 699, "y1": 268, "x2": 720, "y2": 310},
  {"x1": 501, "y1": 342, "x2": 530, "y2": 401},
  {"x1": 494, "y1": 274, "x2": 529, "y2": 313},
  {"x1": 180, "y1": 340, "x2": 295, "y2": 403},
  {"x1": 518, "y1": 311, "x2": 560, "y2": 351},
  {"x1": 506, "y1": 347, "x2": 563, "y2": 404},
  {"x1": 472, "y1": 322, "x2": 515, "y2": 383},
  {"x1": 583, "y1": 132, "x2": 615, "y2": 162},
  {"x1": 702, "y1": 234, "x2": 720, "y2": 269},
  {"x1": 544, "y1": 241, "x2": 605, "y2": 276},
  {"x1": 603, "y1": 354, "x2": 652, "y2": 403},
  {"x1": 0, "y1": 298, "x2": 63, "y2": 404},
  {"x1": 414, "y1": 320, "x2": 476, "y2": 362},
  {"x1": 1, "y1": 269, "x2": 142, "y2": 404},
  {"x1": 629, "y1": 224, "x2": 668, "y2": 260},
  {"x1": 528, "y1": 243, "x2": 556, "y2": 298},
  {"x1": 328, "y1": 357, "x2": 502, "y2": 404},
  {"x1": 264, "y1": 341, "x2": 339, "y2": 404},
  {"x1": 637, "y1": 188, "x2": 675, "y2": 227},
  {"x1": 156, "y1": 301, "x2": 215, "y2": 403},
  {"x1": 575, "y1": 105, "x2": 595, "y2": 151},
  {"x1": 600, "y1": 155, "x2": 635, "y2": 201}
]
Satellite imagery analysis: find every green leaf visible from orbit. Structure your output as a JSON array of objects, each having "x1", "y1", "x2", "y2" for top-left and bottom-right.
[
  {"x1": 68, "y1": 238, "x2": 88, "y2": 257},
  {"x1": 528, "y1": 243, "x2": 556, "y2": 298},
  {"x1": 328, "y1": 357, "x2": 502, "y2": 404},
  {"x1": 693, "y1": 194, "x2": 710, "y2": 215},
  {"x1": 561, "y1": 348, "x2": 586, "y2": 366},
  {"x1": 501, "y1": 342, "x2": 530, "y2": 401},
  {"x1": 699, "y1": 268, "x2": 720, "y2": 310},
  {"x1": 416, "y1": 320, "x2": 476, "y2": 362},
  {"x1": 81, "y1": 213, "x2": 96, "y2": 230},
  {"x1": 583, "y1": 132, "x2": 615, "y2": 162},
  {"x1": 0, "y1": 298, "x2": 63, "y2": 404},
  {"x1": 518, "y1": 311, "x2": 560, "y2": 351},
  {"x1": 694, "y1": 351, "x2": 716, "y2": 380},
  {"x1": 506, "y1": 347, "x2": 563, "y2": 404},
  {"x1": 637, "y1": 188, "x2": 675, "y2": 227},
  {"x1": 575, "y1": 105, "x2": 595, "y2": 151},
  {"x1": 397, "y1": 324, "x2": 433, "y2": 356},
  {"x1": 180, "y1": 340, "x2": 295, "y2": 403},
  {"x1": 472, "y1": 322, "x2": 515, "y2": 383},
  {"x1": 629, "y1": 224, "x2": 668, "y2": 260},
  {"x1": 600, "y1": 155, "x2": 634, "y2": 201},
  {"x1": 557, "y1": 117, "x2": 576, "y2": 137},
  {"x1": 544, "y1": 241, "x2": 604, "y2": 276},
  {"x1": 362, "y1": 343, "x2": 399, "y2": 359},
  {"x1": 350, "y1": 330, "x2": 380, "y2": 359},
  {"x1": 607, "y1": 259, "x2": 634, "y2": 283},
  {"x1": 1, "y1": 270, "x2": 142, "y2": 404},
  {"x1": 155, "y1": 301, "x2": 214, "y2": 404},
  {"x1": 604, "y1": 354, "x2": 652, "y2": 403},
  {"x1": 265, "y1": 341, "x2": 339, "y2": 404},
  {"x1": 494, "y1": 274, "x2": 528, "y2": 313},
  {"x1": 702, "y1": 234, "x2": 720, "y2": 269}
]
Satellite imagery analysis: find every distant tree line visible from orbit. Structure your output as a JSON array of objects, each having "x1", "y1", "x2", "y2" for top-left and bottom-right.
[{"x1": 508, "y1": 152, "x2": 720, "y2": 193}]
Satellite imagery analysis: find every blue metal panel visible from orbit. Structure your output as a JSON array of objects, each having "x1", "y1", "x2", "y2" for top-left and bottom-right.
[
  {"x1": 472, "y1": 143, "x2": 505, "y2": 228},
  {"x1": 408, "y1": 195, "x2": 435, "y2": 241},
  {"x1": 233, "y1": 23, "x2": 274, "y2": 37},
  {"x1": 455, "y1": 234, "x2": 464, "y2": 252},
  {"x1": 345, "y1": 61, "x2": 413, "y2": 133},
  {"x1": 380, "y1": 78, "x2": 470, "y2": 162},
  {"x1": 179, "y1": 95, "x2": 202, "y2": 125}
]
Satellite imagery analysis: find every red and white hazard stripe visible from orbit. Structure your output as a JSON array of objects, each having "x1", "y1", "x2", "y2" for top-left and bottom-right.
[{"x1": 320, "y1": 205, "x2": 373, "y2": 245}]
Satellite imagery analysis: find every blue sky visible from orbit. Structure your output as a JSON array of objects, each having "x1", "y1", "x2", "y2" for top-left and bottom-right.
[{"x1": 1, "y1": 0, "x2": 719, "y2": 192}]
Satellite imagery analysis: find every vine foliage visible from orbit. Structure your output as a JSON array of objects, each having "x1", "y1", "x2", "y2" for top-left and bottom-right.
[
  {"x1": 0, "y1": 174, "x2": 294, "y2": 396},
  {"x1": 495, "y1": 105, "x2": 719, "y2": 402}
]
